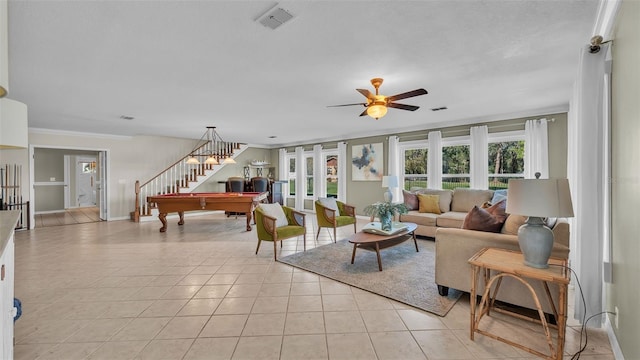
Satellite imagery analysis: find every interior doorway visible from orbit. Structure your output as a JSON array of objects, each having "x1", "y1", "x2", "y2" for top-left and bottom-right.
[{"x1": 30, "y1": 145, "x2": 109, "y2": 229}]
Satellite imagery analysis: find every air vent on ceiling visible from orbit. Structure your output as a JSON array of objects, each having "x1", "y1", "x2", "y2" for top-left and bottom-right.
[{"x1": 258, "y1": 7, "x2": 293, "y2": 30}]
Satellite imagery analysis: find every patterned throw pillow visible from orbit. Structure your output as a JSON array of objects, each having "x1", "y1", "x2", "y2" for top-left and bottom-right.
[
  {"x1": 402, "y1": 190, "x2": 419, "y2": 211},
  {"x1": 418, "y1": 194, "x2": 441, "y2": 214}
]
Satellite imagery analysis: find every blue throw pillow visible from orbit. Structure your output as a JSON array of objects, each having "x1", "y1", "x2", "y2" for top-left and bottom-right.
[{"x1": 491, "y1": 189, "x2": 508, "y2": 205}]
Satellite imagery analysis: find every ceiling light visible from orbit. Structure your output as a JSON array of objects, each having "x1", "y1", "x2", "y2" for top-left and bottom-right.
[
  {"x1": 222, "y1": 157, "x2": 236, "y2": 165},
  {"x1": 186, "y1": 126, "x2": 239, "y2": 165},
  {"x1": 367, "y1": 104, "x2": 387, "y2": 120}
]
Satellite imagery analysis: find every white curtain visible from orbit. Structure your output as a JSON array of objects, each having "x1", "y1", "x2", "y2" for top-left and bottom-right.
[
  {"x1": 278, "y1": 148, "x2": 288, "y2": 200},
  {"x1": 470, "y1": 125, "x2": 488, "y2": 189},
  {"x1": 295, "y1": 146, "x2": 304, "y2": 211},
  {"x1": 313, "y1": 144, "x2": 323, "y2": 199},
  {"x1": 427, "y1": 131, "x2": 442, "y2": 189},
  {"x1": 387, "y1": 135, "x2": 401, "y2": 201},
  {"x1": 337, "y1": 142, "x2": 347, "y2": 202},
  {"x1": 568, "y1": 43, "x2": 609, "y2": 324},
  {"x1": 524, "y1": 119, "x2": 549, "y2": 179}
]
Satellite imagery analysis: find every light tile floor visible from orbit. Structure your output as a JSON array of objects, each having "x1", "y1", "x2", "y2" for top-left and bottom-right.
[{"x1": 13, "y1": 212, "x2": 614, "y2": 359}]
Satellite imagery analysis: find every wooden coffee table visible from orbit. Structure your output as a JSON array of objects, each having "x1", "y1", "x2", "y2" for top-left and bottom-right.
[{"x1": 349, "y1": 222, "x2": 418, "y2": 271}]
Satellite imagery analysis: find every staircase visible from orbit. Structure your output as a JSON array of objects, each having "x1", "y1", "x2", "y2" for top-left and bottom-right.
[{"x1": 132, "y1": 140, "x2": 247, "y2": 222}]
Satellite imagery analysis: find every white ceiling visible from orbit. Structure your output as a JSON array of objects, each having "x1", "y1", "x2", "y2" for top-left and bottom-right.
[{"x1": 8, "y1": 1, "x2": 599, "y2": 147}]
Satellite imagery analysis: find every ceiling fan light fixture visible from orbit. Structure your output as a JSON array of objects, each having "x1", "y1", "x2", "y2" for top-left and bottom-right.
[{"x1": 367, "y1": 104, "x2": 387, "y2": 120}]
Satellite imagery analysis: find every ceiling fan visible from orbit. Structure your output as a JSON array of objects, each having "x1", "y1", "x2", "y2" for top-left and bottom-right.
[{"x1": 328, "y1": 78, "x2": 428, "y2": 119}]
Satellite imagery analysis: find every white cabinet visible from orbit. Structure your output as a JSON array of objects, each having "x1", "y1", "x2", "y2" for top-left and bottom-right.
[{"x1": 0, "y1": 211, "x2": 18, "y2": 360}]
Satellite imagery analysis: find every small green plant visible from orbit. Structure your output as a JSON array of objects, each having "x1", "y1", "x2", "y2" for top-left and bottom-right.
[{"x1": 363, "y1": 202, "x2": 408, "y2": 218}]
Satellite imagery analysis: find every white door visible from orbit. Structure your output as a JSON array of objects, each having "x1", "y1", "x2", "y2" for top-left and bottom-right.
[
  {"x1": 76, "y1": 157, "x2": 97, "y2": 207},
  {"x1": 97, "y1": 151, "x2": 107, "y2": 220}
]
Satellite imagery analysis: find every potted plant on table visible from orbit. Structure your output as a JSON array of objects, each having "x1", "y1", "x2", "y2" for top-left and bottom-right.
[{"x1": 363, "y1": 202, "x2": 408, "y2": 231}]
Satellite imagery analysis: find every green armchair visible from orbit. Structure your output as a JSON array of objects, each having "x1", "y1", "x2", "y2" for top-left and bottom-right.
[
  {"x1": 314, "y1": 199, "x2": 357, "y2": 242},
  {"x1": 255, "y1": 204, "x2": 306, "y2": 260}
]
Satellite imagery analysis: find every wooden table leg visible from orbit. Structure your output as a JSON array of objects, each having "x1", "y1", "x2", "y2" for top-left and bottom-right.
[
  {"x1": 158, "y1": 213, "x2": 168, "y2": 232},
  {"x1": 245, "y1": 212, "x2": 252, "y2": 231},
  {"x1": 412, "y1": 232, "x2": 419, "y2": 252},
  {"x1": 375, "y1": 243, "x2": 382, "y2": 271},
  {"x1": 177, "y1": 211, "x2": 184, "y2": 225},
  {"x1": 556, "y1": 283, "x2": 567, "y2": 359},
  {"x1": 351, "y1": 244, "x2": 357, "y2": 264},
  {"x1": 470, "y1": 264, "x2": 477, "y2": 340}
]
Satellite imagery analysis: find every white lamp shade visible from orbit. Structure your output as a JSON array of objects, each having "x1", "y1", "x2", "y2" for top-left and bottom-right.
[
  {"x1": 222, "y1": 157, "x2": 236, "y2": 164},
  {"x1": 186, "y1": 156, "x2": 200, "y2": 165},
  {"x1": 506, "y1": 178, "x2": 574, "y2": 218},
  {"x1": 382, "y1": 175, "x2": 398, "y2": 188}
]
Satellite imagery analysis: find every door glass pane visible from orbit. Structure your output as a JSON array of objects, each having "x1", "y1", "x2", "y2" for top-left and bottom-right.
[{"x1": 326, "y1": 155, "x2": 338, "y2": 198}]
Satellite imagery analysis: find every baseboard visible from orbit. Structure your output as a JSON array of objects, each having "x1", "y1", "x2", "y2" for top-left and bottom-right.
[{"x1": 605, "y1": 314, "x2": 625, "y2": 359}]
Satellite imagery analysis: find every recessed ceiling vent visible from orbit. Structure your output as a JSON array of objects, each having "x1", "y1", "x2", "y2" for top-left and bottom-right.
[{"x1": 257, "y1": 6, "x2": 293, "y2": 30}]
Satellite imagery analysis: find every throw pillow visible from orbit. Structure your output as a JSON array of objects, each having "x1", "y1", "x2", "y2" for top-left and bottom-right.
[
  {"x1": 491, "y1": 189, "x2": 508, "y2": 205},
  {"x1": 486, "y1": 199, "x2": 508, "y2": 223},
  {"x1": 403, "y1": 190, "x2": 419, "y2": 211},
  {"x1": 418, "y1": 194, "x2": 441, "y2": 214},
  {"x1": 318, "y1": 197, "x2": 340, "y2": 215},
  {"x1": 462, "y1": 205, "x2": 504, "y2": 233},
  {"x1": 501, "y1": 214, "x2": 527, "y2": 235},
  {"x1": 259, "y1": 203, "x2": 288, "y2": 227}
]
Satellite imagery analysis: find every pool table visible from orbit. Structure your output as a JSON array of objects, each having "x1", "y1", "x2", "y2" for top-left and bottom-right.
[{"x1": 147, "y1": 192, "x2": 268, "y2": 232}]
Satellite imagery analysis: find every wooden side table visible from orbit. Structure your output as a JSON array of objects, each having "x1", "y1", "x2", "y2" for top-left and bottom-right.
[{"x1": 468, "y1": 248, "x2": 570, "y2": 360}]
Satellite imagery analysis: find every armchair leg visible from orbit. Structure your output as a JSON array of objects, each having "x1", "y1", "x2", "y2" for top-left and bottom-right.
[
  {"x1": 256, "y1": 239, "x2": 262, "y2": 255},
  {"x1": 316, "y1": 227, "x2": 321, "y2": 240},
  {"x1": 333, "y1": 228, "x2": 337, "y2": 243},
  {"x1": 303, "y1": 234, "x2": 306, "y2": 252},
  {"x1": 273, "y1": 240, "x2": 277, "y2": 261}
]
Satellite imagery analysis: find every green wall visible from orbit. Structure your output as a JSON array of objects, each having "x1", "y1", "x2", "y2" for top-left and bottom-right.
[{"x1": 609, "y1": 1, "x2": 639, "y2": 358}]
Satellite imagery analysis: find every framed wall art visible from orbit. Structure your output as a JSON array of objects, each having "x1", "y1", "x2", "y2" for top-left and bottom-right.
[{"x1": 351, "y1": 143, "x2": 384, "y2": 181}]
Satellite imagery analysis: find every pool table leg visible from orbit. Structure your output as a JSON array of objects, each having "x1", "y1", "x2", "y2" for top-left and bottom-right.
[
  {"x1": 178, "y1": 211, "x2": 184, "y2": 226},
  {"x1": 245, "y1": 212, "x2": 252, "y2": 231},
  {"x1": 158, "y1": 213, "x2": 168, "y2": 232}
]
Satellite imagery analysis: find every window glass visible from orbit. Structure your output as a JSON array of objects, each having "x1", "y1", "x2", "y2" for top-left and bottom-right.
[
  {"x1": 442, "y1": 144, "x2": 470, "y2": 189},
  {"x1": 326, "y1": 154, "x2": 338, "y2": 198},
  {"x1": 488, "y1": 140, "x2": 524, "y2": 189},
  {"x1": 288, "y1": 156, "x2": 295, "y2": 196},
  {"x1": 403, "y1": 148, "x2": 428, "y2": 190},
  {"x1": 306, "y1": 156, "x2": 314, "y2": 197}
]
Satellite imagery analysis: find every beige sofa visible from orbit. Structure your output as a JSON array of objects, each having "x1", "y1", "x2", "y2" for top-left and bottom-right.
[
  {"x1": 398, "y1": 187, "x2": 570, "y2": 314},
  {"x1": 398, "y1": 188, "x2": 494, "y2": 237},
  {"x1": 435, "y1": 219, "x2": 569, "y2": 314}
]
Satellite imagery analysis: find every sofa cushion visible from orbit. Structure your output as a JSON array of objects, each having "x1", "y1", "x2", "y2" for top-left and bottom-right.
[
  {"x1": 462, "y1": 205, "x2": 504, "y2": 233},
  {"x1": 418, "y1": 194, "x2": 441, "y2": 214},
  {"x1": 451, "y1": 188, "x2": 494, "y2": 212},
  {"x1": 436, "y1": 211, "x2": 467, "y2": 228},
  {"x1": 402, "y1": 190, "x2": 419, "y2": 211},
  {"x1": 414, "y1": 189, "x2": 453, "y2": 213},
  {"x1": 399, "y1": 211, "x2": 437, "y2": 227},
  {"x1": 501, "y1": 214, "x2": 527, "y2": 235}
]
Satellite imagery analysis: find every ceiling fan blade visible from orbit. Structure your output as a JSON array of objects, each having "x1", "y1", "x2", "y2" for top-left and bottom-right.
[
  {"x1": 327, "y1": 103, "x2": 367, "y2": 107},
  {"x1": 387, "y1": 88, "x2": 428, "y2": 102},
  {"x1": 388, "y1": 103, "x2": 420, "y2": 111},
  {"x1": 359, "y1": 109, "x2": 369, "y2": 117},
  {"x1": 356, "y1": 89, "x2": 375, "y2": 99}
]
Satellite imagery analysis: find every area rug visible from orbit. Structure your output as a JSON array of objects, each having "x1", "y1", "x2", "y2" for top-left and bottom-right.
[{"x1": 277, "y1": 238, "x2": 462, "y2": 317}]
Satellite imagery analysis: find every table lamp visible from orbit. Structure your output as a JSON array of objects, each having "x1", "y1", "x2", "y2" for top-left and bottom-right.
[
  {"x1": 506, "y1": 176, "x2": 574, "y2": 268},
  {"x1": 382, "y1": 175, "x2": 398, "y2": 203}
]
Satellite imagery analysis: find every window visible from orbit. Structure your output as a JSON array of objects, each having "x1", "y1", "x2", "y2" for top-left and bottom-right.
[
  {"x1": 442, "y1": 137, "x2": 470, "y2": 189},
  {"x1": 305, "y1": 155, "x2": 314, "y2": 197},
  {"x1": 325, "y1": 153, "x2": 338, "y2": 198},
  {"x1": 401, "y1": 144, "x2": 428, "y2": 190},
  {"x1": 287, "y1": 155, "x2": 295, "y2": 196},
  {"x1": 488, "y1": 131, "x2": 524, "y2": 189}
]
